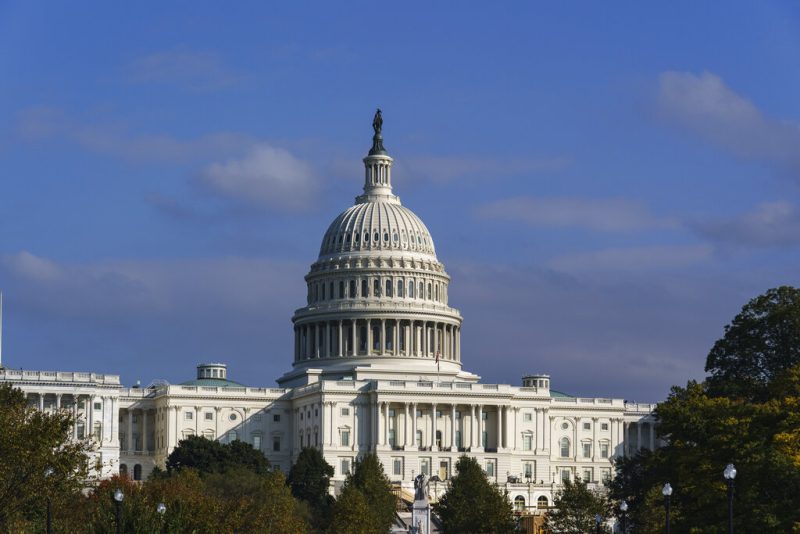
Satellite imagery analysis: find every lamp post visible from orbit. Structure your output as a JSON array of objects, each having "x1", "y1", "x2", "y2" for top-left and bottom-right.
[
  {"x1": 113, "y1": 488, "x2": 124, "y2": 534},
  {"x1": 44, "y1": 467, "x2": 54, "y2": 534},
  {"x1": 595, "y1": 513, "x2": 602, "y2": 534},
  {"x1": 662, "y1": 483, "x2": 672, "y2": 534},
  {"x1": 157, "y1": 502, "x2": 166, "y2": 534},
  {"x1": 619, "y1": 500, "x2": 628, "y2": 534},
  {"x1": 723, "y1": 463, "x2": 736, "y2": 534}
]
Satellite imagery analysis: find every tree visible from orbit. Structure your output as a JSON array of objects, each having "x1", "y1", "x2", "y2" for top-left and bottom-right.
[
  {"x1": 339, "y1": 454, "x2": 396, "y2": 532},
  {"x1": 165, "y1": 435, "x2": 270, "y2": 475},
  {"x1": 544, "y1": 478, "x2": 610, "y2": 534},
  {"x1": 434, "y1": 455, "x2": 516, "y2": 534},
  {"x1": 706, "y1": 285, "x2": 800, "y2": 400},
  {"x1": 288, "y1": 447, "x2": 334, "y2": 508},
  {"x1": 0, "y1": 384, "x2": 93, "y2": 531},
  {"x1": 327, "y1": 484, "x2": 376, "y2": 534}
]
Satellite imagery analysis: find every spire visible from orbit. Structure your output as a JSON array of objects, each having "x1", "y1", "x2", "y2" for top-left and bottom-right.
[
  {"x1": 359, "y1": 109, "x2": 398, "y2": 203},
  {"x1": 368, "y1": 108, "x2": 387, "y2": 155}
]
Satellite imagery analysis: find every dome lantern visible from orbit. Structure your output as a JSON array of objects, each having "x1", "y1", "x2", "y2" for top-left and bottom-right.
[{"x1": 358, "y1": 109, "x2": 398, "y2": 204}]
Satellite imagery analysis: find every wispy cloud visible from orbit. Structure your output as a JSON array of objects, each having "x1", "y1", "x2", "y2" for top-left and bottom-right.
[
  {"x1": 199, "y1": 143, "x2": 318, "y2": 211},
  {"x1": 657, "y1": 71, "x2": 800, "y2": 176},
  {"x1": 128, "y1": 48, "x2": 240, "y2": 90},
  {"x1": 394, "y1": 155, "x2": 568, "y2": 185},
  {"x1": 692, "y1": 201, "x2": 800, "y2": 248},
  {"x1": 476, "y1": 196, "x2": 673, "y2": 232},
  {"x1": 547, "y1": 244, "x2": 713, "y2": 273},
  {"x1": 17, "y1": 106, "x2": 254, "y2": 163}
]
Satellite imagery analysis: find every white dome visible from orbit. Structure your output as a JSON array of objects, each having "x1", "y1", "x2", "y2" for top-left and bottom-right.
[{"x1": 319, "y1": 201, "x2": 436, "y2": 259}]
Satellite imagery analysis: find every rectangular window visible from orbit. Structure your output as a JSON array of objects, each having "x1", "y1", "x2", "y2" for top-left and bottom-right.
[
  {"x1": 524, "y1": 412, "x2": 533, "y2": 422},
  {"x1": 388, "y1": 429, "x2": 396, "y2": 447},
  {"x1": 253, "y1": 414, "x2": 262, "y2": 421},
  {"x1": 523, "y1": 434, "x2": 533, "y2": 451},
  {"x1": 601, "y1": 423, "x2": 609, "y2": 431},
  {"x1": 389, "y1": 409, "x2": 396, "y2": 417},
  {"x1": 340, "y1": 459, "x2": 351, "y2": 475},
  {"x1": 436, "y1": 410, "x2": 442, "y2": 418},
  {"x1": 455, "y1": 411, "x2": 461, "y2": 419},
  {"x1": 398, "y1": 280, "x2": 404, "y2": 297},
  {"x1": 273, "y1": 414, "x2": 281, "y2": 423},
  {"x1": 583, "y1": 422, "x2": 591, "y2": 430},
  {"x1": 583, "y1": 443, "x2": 592, "y2": 458},
  {"x1": 583, "y1": 468, "x2": 593, "y2": 482},
  {"x1": 393, "y1": 458, "x2": 402, "y2": 476},
  {"x1": 205, "y1": 412, "x2": 213, "y2": 421},
  {"x1": 486, "y1": 460, "x2": 495, "y2": 477},
  {"x1": 132, "y1": 414, "x2": 139, "y2": 424},
  {"x1": 341, "y1": 407, "x2": 350, "y2": 416},
  {"x1": 341, "y1": 430, "x2": 350, "y2": 447},
  {"x1": 416, "y1": 409, "x2": 423, "y2": 417},
  {"x1": 524, "y1": 462, "x2": 533, "y2": 478},
  {"x1": 420, "y1": 458, "x2": 430, "y2": 476},
  {"x1": 253, "y1": 435, "x2": 262, "y2": 450},
  {"x1": 561, "y1": 469, "x2": 571, "y2": 483},
  {"x1": 185, "y1": 411, "x2": 193, "y2": 420},
  {"x1": 602, "y1": 468, "x2": 611, "y2": 482},
  {"x1": 273, "y1": 437, "x2": 281, "y2": 452},
  {"x1": 482, "y1": 431, "x2": 488, "y2": 448},
  {"x1": 94, "y1": 402, "x2": 102, "y2": 410},
  {"x1": 416, "y1": 430, "x2": 423, "y2": 447},
  {"x1": 455, "y1": 431, "x2": 462, "y2": 448},
  {"x1": 600, "y1": 443, "x2": 609, "y2": 458},
  {"x1": 481, "y1": 412, "x2": 488, "y2": 420}
]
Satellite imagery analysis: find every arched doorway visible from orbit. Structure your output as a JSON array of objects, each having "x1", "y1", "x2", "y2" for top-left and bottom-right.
[
  {"x1": 537, "y1": 496, "x2": 548, "y2": 509},
  {"x1": 119, "y1": 464, "x2": 128, "y2": 477},
  {"x1": 514, "y1": 495, "x2": 525, "y2": 512},
  {"x1": 133, "y1": 464, "x2": 142, "y2": 481}
]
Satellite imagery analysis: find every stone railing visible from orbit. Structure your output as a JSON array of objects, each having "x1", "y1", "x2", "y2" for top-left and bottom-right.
[{"x1": 0, "y1": 369, "x2": 122, "y2": 386}]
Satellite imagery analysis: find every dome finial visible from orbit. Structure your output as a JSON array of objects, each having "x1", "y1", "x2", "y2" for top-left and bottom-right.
[{"x1": 369, "y1": 108, "x2": 387, "y2": 155}]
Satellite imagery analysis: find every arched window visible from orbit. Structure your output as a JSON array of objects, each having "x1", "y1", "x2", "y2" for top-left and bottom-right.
[
  {"x1": 537, "y1": 496, "x2": 549, "y2": 509},
  {"x1": 374, "y1": 232, "x2": 379, "y2": 242},
  {"x1": 419, "y1": 282, "x2": 424, "y2": 299},
  {"x1": 386, "y1": 279, "x2": 393, "y2": 297},
  {"x1": 119, "y1": 464, "x2": 128, "y2": 477},
  {"x1": 373, "y1": 279, "x2": 381, "y2": 297},
  {"x1": 349, "y1": 280, "x2": 356, "y2": 299},
  {"x1": 435, "y1": 285, "x2": 439, "y2": 301},
  {"x1": 133, "y1": 464, "x2": 142, "y2": 481},
  {"x1": 514, "y1": 495, "x2": 525, "y2": 512},
  {"x1": 427, "y1": 283, "x2": 432, "y2": 299},
  {"x1": 362, "y1": 279, "x2": 368, "y2": 298},
  {"x1": 398, "y1": 280, "x2": 404, "y2": 297},
  {"x1": 364, "y1": 232, "x2": 370, "y2": 242},
  {"x1": 560, "y1": 437, "x2": 570, "y2": 458},
  {"x1": 408, "y1": 281, "x2": 415, "y2": 298}
]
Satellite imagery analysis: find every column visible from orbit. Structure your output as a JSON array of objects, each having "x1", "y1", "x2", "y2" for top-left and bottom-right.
[
  {"x1": 215, "y1": 407, "x2": 221, "y2": 440},
  {"x1": 649, "y1": 422, "x2": 655, "y2": 450},
  {"x1": 351, "y1": 321, "x2": 357, "y2": 356},
  {"x1": 411, "y1": 403, "x2": 418, "y2": 449},
  {"x1": 394, "y1": 320, "x2": 400, "y2": 356},
  {"x1": 325, "y1": 322, "x2": 331, "y2": 358},
  {"x1": 384, "y1": 402, "x2": 390, "y2": 446},
  {"x1": 56, "y1": 394, "x2": 62, "y2": 410},
  {"x1": 377, "y1": 401, "x2": 384, "y2": 446},
  {"x1": 637, "y1": 422, "x2": 642, "y2": 451},
  {"x1": 127, "y1": 409, "x2": 134, "y2": 452},
  {"x1": 574, "y1": 417, "x2": 580, "y2": 461},
  {"x1": 434, "y1": 324, "x2": 439, "y2": 357},
  {"x1": 39, "y1": 394, "x2": 44, "y2": 411},
  {"x1": 403, "y1": 403, "x2": 410, "y2": 448},
  {"x1": 533, "y1": 408, "x2": 540, "y2": 452},
  {"x1": 88, "y1": 396, "x2": 95, "y2": 439},
  {"x1": 353, "y1": 401, "x2": 359, "y2": 450},
  {"x1": 381, "y1": 319, "x2": 386, "y2": 354},
  {"x1": 73, "y1": 399, "x2": 78, "y2": 440},
  {"x1": 450, "y1": 404, "x2": 457, "y2": 451},
  {"x1": 455, "y1": 327, "x2": 460, "y2": 361},
  {"x1": 338, "y1": 321, "x2": 344, "y2": 357},
  {"x1": 513, "y1": 407, "x2": 519, "y2": 450},
  {"x1": 195, "y1": 406, "x2": 201, "y2": 437},
  {"x1": 294, "y1": 328, "x2": 299, "y2": 361},
  {"x1": 545, "y1": 413, "x2": 552, "y2": 453},
  {"x1": 497, "y1": 406, "x2": 503, "y2": 450},
  {"x1": 476, "y1": 405, "x2": 484, "y2": 451},
  {"x1": 142, "y1": 409, "x2": 149, "y2": 452},
  {"x1": 431, "y1": 403, "x2": 438, "y2": 451},
  {"x1": 367, "y1": 319, "x2": 373, "y2": 355},
  {"x1": 592, "y1": 417, "x2": 598, "y2": 461}
]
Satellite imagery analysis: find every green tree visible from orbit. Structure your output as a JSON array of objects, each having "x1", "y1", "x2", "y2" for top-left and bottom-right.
[
  {"x1": 544, "y1": 478, "x2": 610, "y2": 534},
  {"x1": 288, "y1": 447, "x2": 334, "y2": 530},
  {"x1": 165, "y1": 435, "x2": 270, "y2": 475},
  {"x1": 706, "y1": 285, "x2": 800, "y2": 401},
  {"x1": 0, "y1": 384, "x2": 93, "y2": 532},
  {"x1": 327, "y1": 484, "x2": 376, "y2": 534},
  {"x1": 433, "y1": 455, "x2": 516, "y2": 534},
  {"x1": 339, "y1": 454, "x2": 396, "y2": 532}
]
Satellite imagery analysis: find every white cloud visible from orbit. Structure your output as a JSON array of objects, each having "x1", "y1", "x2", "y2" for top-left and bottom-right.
[
  {"x1": 476, "y1": 196, "x2": 672, "y2": 232},
  {"x1": 547, "y1": 244, "x2": 713, "y2": 273},
  {"x1": 128, "y1": 48, "x2": 239, "y2": 90},
  {"x1": 200, "y1": 143, "x2": 318, "y2": 211},
  {"x1": 693, "y1": 201, "x2": 800, "y2": 247},
  {"x1": 657, "y1": 71, "x2": 800, "y2": 175}
]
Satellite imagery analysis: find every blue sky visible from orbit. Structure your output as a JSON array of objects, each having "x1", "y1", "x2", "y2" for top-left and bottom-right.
[{"x1": 2, "y1": 2, "x2": 800, "y2": 401}]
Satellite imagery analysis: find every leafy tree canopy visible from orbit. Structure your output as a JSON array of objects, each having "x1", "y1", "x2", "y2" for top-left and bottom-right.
[
  {"x1": 0, "y1": 384, "x2": 92, "y2": 532},
  {"x1": 433, "y1": 455, "x2": 516, "y2": 534},
  {"x1": 288, "y1": 447, "x2": 334, "y2": 509},
  {"x1": 165, "y1": 435, "x2": 270, "y2": 476},
  {"x1": 327, "y1": 484, "x2": 377, "y2": 534},
  {"x1": 339, "y1": 454, "x2": 396, "y2": 533},
  {"x1": 545, "y1": 478, "x2": 610, "y2": 534}
]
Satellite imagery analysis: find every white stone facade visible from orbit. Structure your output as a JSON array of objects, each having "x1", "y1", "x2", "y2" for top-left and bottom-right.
[{"x1": 0, "y1": 115, "x2": 657, "y2": 510}]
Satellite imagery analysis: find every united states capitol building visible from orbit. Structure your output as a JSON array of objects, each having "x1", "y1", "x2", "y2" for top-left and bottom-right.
[{"x1": 0, "y1": 113, "x2": 656, "y2": 511}]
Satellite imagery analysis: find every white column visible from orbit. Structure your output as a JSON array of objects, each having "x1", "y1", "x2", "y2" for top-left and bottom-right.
[
  {"x1": 127, "y1": 409, "x2": 134, "y2": 452},
  {"x1": 325, "y1": 322, "x2": 331, "y2": 358},
  {"x1": 470, "y1": 404, "x2": 476, "y2": 449},
  {"x1": 376, "y1": 401, "x2": 383, "y2": 446},
  {"x1": 574, "y1": 417, "x2": 580, "y2": 461},
  {"x1": 637, "y1": 422, "x2": 642, "y2": 451},
  {"x1": 367, "y1": 319, "x2": 373, "y2": 355},
  {"x1": 353, "y1": 401, "x2": 359, "y2": 450},
  {"x1": 142, "y1": 409, "x2": 149, "y2": 452},
  {"x1": 39, "y1": 394, "x2": 45, "y2": 411},
  {"x1": 381, "y1": 319, "x2": 386, "y2": 354},
  {"x1": 384, "y1": 402, "x2": 390, "y2": 446},
  {"x1": 513, "y1": 407, "x2": 519, "y2": 450},
  {"x1": 351, "y1": 321, "x2": 357, "y2": 356},
  {"x1": 497, "y1": 406, "x2": 503, "y2": 450},
  {"x1": 592, "y1": 417, "x2": 598, "y2": 461},
  {"x1": 56, "y1": 394, "x2": 62, "y2": 410},
  {"x1": 545, "y1": 413, "x2": 552, "y2": 453},
  {"x1": 338, "y1": 321, "x2": 343, "y2": 357},
  {"x1": 215, "y1": 407, "x2": 221, "y2": 440},
  {"x1": 394, "y1": 320, "x2": 400, "y2": 356},
  {"x1": 476, "y1": 405, "x2": 484, "y2": 451},
  {"x1": 404, "y1": 403, "x2": 411, "y2": 448},
  {"x1": 431, "y1": 403, "x2": 438, "y2": 451},
  {"x1": 73, "y1": 399, "x2": 78, "y2": 440},
  {"x1": 450, "y1": 404, "x2": 457, "y2": 451},
  {"x1": 87, "y1": 396, "x2": 95, "y2": 439},
  {"x1": 411, "y1": 403, "x2": 418, "y2": 449}
]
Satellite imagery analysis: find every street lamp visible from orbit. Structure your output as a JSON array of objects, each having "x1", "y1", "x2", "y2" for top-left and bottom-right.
[
  {"x1": 113, "y1": 488, "x2": 124, "y2": 534},
  {"x1": 157, "y1": 502, "x2": 167, "y2": 534},
  {"x1": 662, "y1": 483, "x2": 673, "y2": 534},
  {"x1": 619, "y1": 500, "x2": 628, "y2": 534},
  {"x1": 723, "y1": 463, "x2": 736, "y2": 534},
  {"x1": 595, "y1": 513, "x2": 602, "y2": 534},
  {"x1": 44, "y1": 467, "x2": 54, "y2": 534}
]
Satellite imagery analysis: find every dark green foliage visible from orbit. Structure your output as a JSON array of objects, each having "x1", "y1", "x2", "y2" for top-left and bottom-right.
[
  {"x1": 706, "y1": 285, "x2": 800, "y2": 401},
  {"x1": 288, "y1": 447, "x2": 334, "y2": 530},
  {"x1": 609, "y1": 287, "x2": 800, "y2": 533},
  {"x1": 336, "y1": 454, "x2": 396, "y2": 533},
  {"x1": 165, "y1": 434, "x2": 270, "y2": 475},
  {"x1": 327, "y1": 484, "x2": 377, "y2": 534},
  {"x1": 544, "y1": 478, "x2": 610, "y2": 534},
  {"x1": 0, "y1": 384, "x2": 92, "y2": 532},
  {"x1": 433, "y1": 455, "x2": 516, "y2": 534}
]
